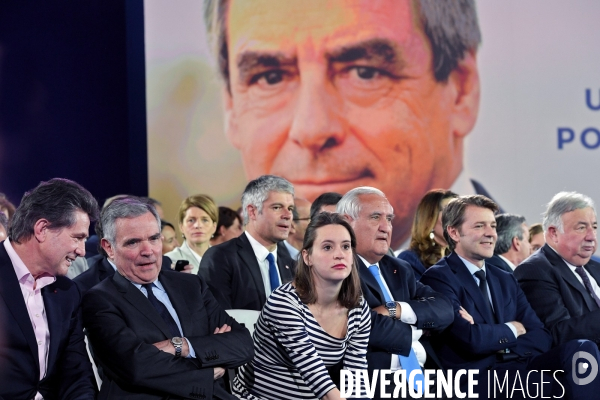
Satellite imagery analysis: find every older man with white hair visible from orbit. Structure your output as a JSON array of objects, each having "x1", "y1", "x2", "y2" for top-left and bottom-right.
[{"x1": 515, "y1": 192, "x2": 600, "y2": 346}]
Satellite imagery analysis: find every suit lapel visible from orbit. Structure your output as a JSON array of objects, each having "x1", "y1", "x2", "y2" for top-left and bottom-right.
[
  {"x1": 276, "y1": 242, "x2": 294, "y2": 283},
  {"x1": 379, "y1": 256, "x2": 409, "y2": 301},
  {"x1": 543, "y1": 245, "x2": 597, "y2": 311},
  {"x1": 485, "y1": 266, "x2": 504, "y2": 323},
  {"x1": 237, "y1": 235, "x2": 267, "y2": 305},
  {"x1": 0, "y1": 243, "x2": 40, "y2": 376},
  {"x1": 42, "y1": 285, "x2": 61, "y2": 373},
  {"x1": 358, "y1": 258, "x2": 387, "y2": 304},
  {"x1": 159, "y1": 272, "x2": 193, "y2": 336},
  {"x1": 112, "y1": 272, "x2": 172, "y2": 338},
  {"x1": 585, "y1": 262, "x2": 600, "y2": 291},
  {"x1": 448, "y1": 253, "x2": 495, "y2": 324}
]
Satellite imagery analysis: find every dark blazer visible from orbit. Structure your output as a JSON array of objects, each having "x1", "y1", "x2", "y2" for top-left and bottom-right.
[
  {"x1": 75, "y1": 254, "x2": 173, "y2": 294},
  {"x1": 420, "y1": 252, "x2": 552, "y2": 371},
  {"x1": 0, "y1": 242, "x2": 97, "y2": 400},
  {"x1": 515, "y1": 244, "x2": 600, "y2": 345},
  {"x1": 82, "y1": 269, "x2": 254, "y2": 399},
  {"x1": 486, "y1": 254, "x2": 514, "y2": 273},
  {"x1": 199, "y1": 233, "x2": 296, "y2": 311},
  {"x1": 397, "y1": 249, "x2": 427, "y2": 281},
  {"x1": 358, "y1": 255, "x2": 453, "y2": 371}
]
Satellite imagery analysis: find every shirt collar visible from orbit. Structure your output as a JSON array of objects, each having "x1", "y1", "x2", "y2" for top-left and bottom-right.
[
  {"x1": 498, "y1": 254, "x2": 517, "y2": 270},
  {"x1": 4, "y1": 238, "x2": 56, "y2": 288},
  {"x1": 358, "y1": 255, "x2": 379, "y2": 269},
  {"x1": 458, "y1": 254, "x2": 487, "y2": 276},
  {"x1": 245, "y1": 231, "x2": 277, "y2": 262}
]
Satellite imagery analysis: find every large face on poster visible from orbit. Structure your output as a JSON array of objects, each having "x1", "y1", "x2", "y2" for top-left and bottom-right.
[{"x1": 145, "y1": 0, "x2": 600, "y2": 249}]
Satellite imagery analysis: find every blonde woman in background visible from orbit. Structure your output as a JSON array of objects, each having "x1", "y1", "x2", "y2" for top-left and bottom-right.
[{"x1": 165, "y1": 194, "x2": 218, "y2": 275}]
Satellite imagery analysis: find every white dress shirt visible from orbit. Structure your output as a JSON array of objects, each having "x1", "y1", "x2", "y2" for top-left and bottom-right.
[{"x1": 246, "y1": 231, "x2": 282, "y2": 295}]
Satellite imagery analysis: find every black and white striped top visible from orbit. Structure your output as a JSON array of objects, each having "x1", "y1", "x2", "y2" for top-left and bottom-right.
[{"x1": 233, "y1": 282, "x2": 371, "y2": 400}]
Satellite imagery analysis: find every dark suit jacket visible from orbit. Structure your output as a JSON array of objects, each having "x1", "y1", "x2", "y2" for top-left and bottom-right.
[
  {"x1": 487, "y1": 254, "x2": 514, "y2": 273},
  {"x1": 0, "y1": 241, "x2": 97, "y2": 400},
  {"x1": 199, "y1": 233, "x2": 296, "y2": 311},
  {"x1": 515, "y1": 244, "x2": 600, "y2": 345},
  {"x1": 420, "y1": 252, "x2": 552, "y2": 371},
  {"x1": 358, "y1": 255, "x2": 453, "y2": 372},
  {"x1": 82, "y1": 270, "x2": 254, "y2": 399},
  {"x1": 75, "y1": 254, "x2": 173, "y2": 294}
]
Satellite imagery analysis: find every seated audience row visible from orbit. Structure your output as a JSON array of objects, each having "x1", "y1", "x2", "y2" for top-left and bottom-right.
[{"x1": 3, "y1": 176, "x2": 600, "y2": 400}]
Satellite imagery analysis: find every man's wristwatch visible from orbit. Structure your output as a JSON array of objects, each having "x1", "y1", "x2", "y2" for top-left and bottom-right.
[
  {"x1": 385, "y1": 301, "x2": 397, "y2": 319},
  {"x1": 171, "y1": 337, "x2": 183, "y2": 357}
]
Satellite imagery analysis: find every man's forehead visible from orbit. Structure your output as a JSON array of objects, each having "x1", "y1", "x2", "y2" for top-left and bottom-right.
[
  {"x1": 114, "y1": 213, "x2": 160, "y2": 239},
  {"x1": 462, "y1": 205, "x2": 496, "y2": 221},
  {"x1": 263, "y1": 191, "x2": 294, "y2": 204},
  {"x1": 561, "y1": 207, "x2": 597, "y2": 223},
  {"x1": 358, "y1": 194, "x2": 392, "y2": 214},
  {"x1": 227, "y1": 0, "x2": 418, "y2": 56}
]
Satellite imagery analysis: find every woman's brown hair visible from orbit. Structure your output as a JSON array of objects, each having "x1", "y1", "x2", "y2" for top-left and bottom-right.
[{"x1": 409, "y1": 189, "x2": 458, "y2": 268}]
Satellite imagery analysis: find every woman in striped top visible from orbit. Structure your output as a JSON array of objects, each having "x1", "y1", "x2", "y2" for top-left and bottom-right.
[{"x1": 233, "y1": 213, "x2": 371, "y2": 400}]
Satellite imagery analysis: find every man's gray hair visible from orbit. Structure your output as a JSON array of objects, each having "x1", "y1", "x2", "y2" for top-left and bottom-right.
[
  {"x1": 241, "y1": 175, "x2": 294, "y2": 225},
  {"x1": 102, "y1": 197, "x2": 161, "y2": 245},
  {"x1": 337, "y1": 187, "x2": 387, "y2": 220},
  {"x1": 204, "y1": 0, "x2": 481, "y2": 90},
  {"x1": 0, "y1": 212, "x2": 8, "y2": 233},
  {"x1": 542, "y1": 192, "x2": 595, "y2": 233},
  {"x1": 494, "y1": 214, "x2": 526, "y2": 255}
]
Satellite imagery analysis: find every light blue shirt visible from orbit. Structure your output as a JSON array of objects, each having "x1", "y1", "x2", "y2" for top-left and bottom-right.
[{"x1": 457, "y1": 256, "x2": 517, "y2": 339}]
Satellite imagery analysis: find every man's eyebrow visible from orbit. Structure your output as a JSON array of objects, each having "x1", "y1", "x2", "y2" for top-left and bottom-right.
[
  {"x1": 236, "y1": 51, "x2": 297, "y2": 81},
  {"x1": 327, "y1": 38, "x2": 405, "y2": 70}
]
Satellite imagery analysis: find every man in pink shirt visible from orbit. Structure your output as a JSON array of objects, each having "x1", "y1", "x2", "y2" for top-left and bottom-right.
[{"x1": 0, "y1": 178, "x2": 99, "y2": 400}]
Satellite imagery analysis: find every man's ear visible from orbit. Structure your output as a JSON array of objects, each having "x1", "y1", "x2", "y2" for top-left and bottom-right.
[
  {"x1": 101, "y1": 238, "x2": 115, "y2": 260},
  {"x1": 546, "y1": 226, "x2": 559, "y2": 244},
  {"x1": 512, "y1": 236, "x2": 521, "y2": 252},
  {"x1": 447, "y1": 50, "x2": 480, "y2": 139},
  {"x1": 223, "y1": 86, "x2": 242, "y2": 149},
  {"x1": 447, "y1": 226, "x2": 461, "y2": 243},
  {"x1": 246, "y1": 204, "x2": 258, "y2": 222},
  {"x1": 33, "y1": 219, "x2": 49, "y2": 242}
]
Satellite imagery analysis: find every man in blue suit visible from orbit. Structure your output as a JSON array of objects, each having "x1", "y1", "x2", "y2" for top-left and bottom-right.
[
  {"x1": 421, "y1": 195, "x2": 600, "y2": 399},
  {"x1": 0, "y1": 178, "x2": 99, "y2": 400}
]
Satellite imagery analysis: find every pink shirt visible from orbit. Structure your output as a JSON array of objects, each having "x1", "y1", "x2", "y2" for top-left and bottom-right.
[{"x1": 4, "y1": 240, "x2": 55, "y2": 400}]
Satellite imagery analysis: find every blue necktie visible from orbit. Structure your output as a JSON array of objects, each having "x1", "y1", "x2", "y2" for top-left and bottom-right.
[
  {"x1": 368, "y1": 265, "x2": 423, "y2": 393},
  {"x1": 143, "y1": 283, "x2": 182, "y2": 338},
  {"x1": 266, "y1": 253, "x2": 280, "y2": 292}
]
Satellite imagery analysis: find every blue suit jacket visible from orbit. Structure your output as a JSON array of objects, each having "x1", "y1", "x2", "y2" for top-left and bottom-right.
[
  {"x1": 0, "y1": 241, "x2": 96, "y2": 400},
  {"x1": 420, "y1": 252, "x2": 552, "y2": 371},
  {"x1": 358, "y1": 255, "x2": 453, "y2": 371}
]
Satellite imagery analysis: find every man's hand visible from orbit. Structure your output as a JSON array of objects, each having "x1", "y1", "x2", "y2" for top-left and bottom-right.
[
  {"x1": 509, "y1": 321, "x2": 526, "y2": 336},
  {"x1": 372, "y1": 303, "x2": 401, "y2": 319},
  {"x1": 459, "y1": 306, "x2": 474, "y2": 324},
  {"x1": 214, "y1": 367, "x2": 226, "y2": 380},
  {"x1": 214, "y1": 324, "x2": 231, "y2": 334},
  {"x1": 152, "y1": 338, "x2": 190, "y2": 357}
]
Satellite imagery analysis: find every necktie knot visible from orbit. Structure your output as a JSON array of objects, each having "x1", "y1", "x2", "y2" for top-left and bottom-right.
[{"x1": 474, "y1": 269, "x2": 486, "y2": 282}]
